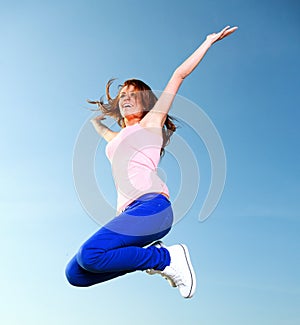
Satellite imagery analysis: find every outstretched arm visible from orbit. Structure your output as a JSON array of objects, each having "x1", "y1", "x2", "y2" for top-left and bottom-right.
[{"x1": 142, "y1": 25, "x2": 238, "y2": 127}]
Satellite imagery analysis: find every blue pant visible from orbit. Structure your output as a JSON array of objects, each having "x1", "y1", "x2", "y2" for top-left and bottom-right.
[{"x1": 65, "y1": 193, "x2": 173, "y2": 287}]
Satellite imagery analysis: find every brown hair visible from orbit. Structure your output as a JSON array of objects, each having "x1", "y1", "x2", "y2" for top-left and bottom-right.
[{"x1": 88, "y1": 78, "x2": 177, "y2": 156}]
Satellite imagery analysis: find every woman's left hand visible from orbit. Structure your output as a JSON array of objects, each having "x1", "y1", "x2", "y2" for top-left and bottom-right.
[{"x1": 206, "y1": 25, "x2": 238, "y2": 45}]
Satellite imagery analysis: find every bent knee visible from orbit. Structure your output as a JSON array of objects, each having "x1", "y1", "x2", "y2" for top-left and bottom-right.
[
  {"x1": 76, "y1": 244, "x2": 105, "y2": 272},
  {"x1": 65, "y1": 273, "x2": 86, "y2": 287},
  {"x1": 65, "y1": 258, "x2": 90, "y2": 287}
]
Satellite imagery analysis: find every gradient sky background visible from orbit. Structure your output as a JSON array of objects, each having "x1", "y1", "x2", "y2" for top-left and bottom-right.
[{"x1": 1, "y1": 0, "x2": 299, "y2": 324}]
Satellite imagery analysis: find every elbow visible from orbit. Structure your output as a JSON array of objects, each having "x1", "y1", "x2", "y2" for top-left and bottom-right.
[{"x1": 173, "y1": 68, "x2": 186, "y2": 81}]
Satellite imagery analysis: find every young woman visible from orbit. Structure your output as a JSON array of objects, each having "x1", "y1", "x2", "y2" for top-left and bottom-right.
[{"x1": 65, "y1": 25, "x2": 237, "y2": 298}]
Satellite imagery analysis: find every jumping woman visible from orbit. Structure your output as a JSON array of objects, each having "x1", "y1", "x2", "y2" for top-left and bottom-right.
[{"x1": 65, "y1": 25, "x2": 237, "y2": 298}]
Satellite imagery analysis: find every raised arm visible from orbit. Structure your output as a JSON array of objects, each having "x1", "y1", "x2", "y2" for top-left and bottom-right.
[
  {"x1": 90, "y1": 115, "x2": 118, "y2": 142},
  {"x1": 142, "y1": 25, "x2": 238, "y2": 127}
]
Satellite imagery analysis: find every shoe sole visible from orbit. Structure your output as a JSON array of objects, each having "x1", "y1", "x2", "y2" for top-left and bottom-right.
[{"x1": 179, "y1": 244, "x2": 196, "y2": 298}]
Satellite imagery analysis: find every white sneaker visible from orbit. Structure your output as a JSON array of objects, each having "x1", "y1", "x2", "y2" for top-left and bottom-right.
[
  {"x1": 146, "y1": 241, "x2": 177, "y2": 287},
  {"x1": 161, "y1": 244, "x2": 196, "y2": 298}
]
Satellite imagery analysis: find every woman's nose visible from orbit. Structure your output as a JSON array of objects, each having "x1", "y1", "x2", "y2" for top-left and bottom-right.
[{"x1": 123, "y1": 94, "x2": 130, "y2": 101}]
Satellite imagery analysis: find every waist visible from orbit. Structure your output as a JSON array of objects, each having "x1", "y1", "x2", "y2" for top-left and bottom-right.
[
  {"x1": 129, "y1": 192, "x2": 170, "y2": 204},
  {"x1": 121, "y1": 192, "x2": 170, "y2": 213}
]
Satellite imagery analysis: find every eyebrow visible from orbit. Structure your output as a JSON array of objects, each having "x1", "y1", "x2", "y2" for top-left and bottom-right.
[{"x1": 120, "y1": 90, "x2": 137, "y2": 95}]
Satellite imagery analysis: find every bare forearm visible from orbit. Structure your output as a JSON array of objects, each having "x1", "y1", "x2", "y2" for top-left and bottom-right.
[
  {"x1": 163, "y1": 39, "x2": 212, "y2": 97},
  {"x1": 174, "y1": 25, "x2": 238, "y2": 80},
  {"x1": 163, "y1": 26, "x2": 238, "y2": 96},
  {"x1": 174, "y1": 39, "x2": 212, "y2": 80},
  {"x1": 90, "y1": 119, "x2": 117, "y2": 142}
]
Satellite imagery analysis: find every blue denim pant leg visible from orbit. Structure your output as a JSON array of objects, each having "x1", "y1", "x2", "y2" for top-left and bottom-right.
[{"x1": 65, "y1": 194, "x2": 173, "y2": 287}]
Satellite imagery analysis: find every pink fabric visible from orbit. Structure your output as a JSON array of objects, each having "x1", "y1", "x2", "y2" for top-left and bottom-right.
[{"x1": 105, "y1": 123, "x2": 169, "y2": 213}]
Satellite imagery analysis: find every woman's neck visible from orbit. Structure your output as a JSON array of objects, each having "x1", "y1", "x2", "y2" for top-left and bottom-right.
[{"x1": 124, "y1": 116, "x2": 141, "y2": 127}]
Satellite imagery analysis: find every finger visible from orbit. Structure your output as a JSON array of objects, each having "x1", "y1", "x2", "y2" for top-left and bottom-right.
[
  {"x1": 219, "y1": 26, "x2": 238, "y2": 39},
  {"x1": 219, "y1": 25, "x2": 231, "y2": 35},
  {"x1": 214, "y1": 26, "x2": 230, "y2": 41},
  {"x1": 228, "y1": 26, "x2": 238, "y2": 33}
]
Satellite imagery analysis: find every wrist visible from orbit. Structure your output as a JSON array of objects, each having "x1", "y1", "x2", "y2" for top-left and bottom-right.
[
  {"x1": 203, "y1": 38, "x2": 213, "y2": 48},
  {"x1": 91, "y1": 118, "x2": 103, "y2": 125}
]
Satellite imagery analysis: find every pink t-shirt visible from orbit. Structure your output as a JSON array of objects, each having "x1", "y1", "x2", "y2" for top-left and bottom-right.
[{"x1": 105, "y1": 123, "x2": 169, "y2": 213}]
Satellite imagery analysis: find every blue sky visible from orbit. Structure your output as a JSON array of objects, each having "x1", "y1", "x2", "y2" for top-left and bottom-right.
[{"x1": 1, "y1": 0, "x2": 299, "y2": 324}]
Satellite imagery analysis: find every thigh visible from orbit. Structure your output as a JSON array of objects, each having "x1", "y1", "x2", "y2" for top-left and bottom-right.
[
  {"x1": 80, "y1": 222, "x2": 170, "y2": 251},
  {"x1": 79, "y1": 225, "x2": 128, "y2": 252}
]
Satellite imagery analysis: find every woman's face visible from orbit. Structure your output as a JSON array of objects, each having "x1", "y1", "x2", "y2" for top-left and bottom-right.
[{"x1": 118, "y1": 85, "x2": 144, "y2": 118}]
